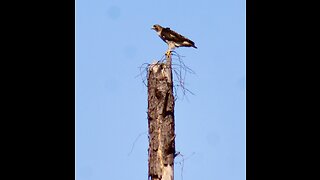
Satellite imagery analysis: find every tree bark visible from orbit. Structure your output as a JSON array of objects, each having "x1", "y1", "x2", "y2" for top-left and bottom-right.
[{"x1": 148, "y1": 54, "x2": 175, "y2": 180}]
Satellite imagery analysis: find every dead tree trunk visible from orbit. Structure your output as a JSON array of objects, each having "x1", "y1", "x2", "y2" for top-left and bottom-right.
[{"x1": 148, "y1": 53, "x2": 175, "y2": 180}]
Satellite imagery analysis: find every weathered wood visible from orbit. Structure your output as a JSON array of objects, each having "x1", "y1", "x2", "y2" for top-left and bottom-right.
[{"x1": 148, "y1": 54, "x2": 175, "y2": 180}]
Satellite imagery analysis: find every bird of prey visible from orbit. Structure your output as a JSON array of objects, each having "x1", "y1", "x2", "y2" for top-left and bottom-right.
[{"x1": 151, "y1": 24, "x2": 197, "y2": 55}]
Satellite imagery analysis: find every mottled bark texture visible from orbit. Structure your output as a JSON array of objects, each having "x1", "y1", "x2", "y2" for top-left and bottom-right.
[{"x1": 148, "y1": 54, "x2": 175, "y2": 180}]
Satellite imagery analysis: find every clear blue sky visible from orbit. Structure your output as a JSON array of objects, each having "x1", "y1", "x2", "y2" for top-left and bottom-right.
[{"x1": 76, "y1": 0, "x2": 245, "y2": 180}]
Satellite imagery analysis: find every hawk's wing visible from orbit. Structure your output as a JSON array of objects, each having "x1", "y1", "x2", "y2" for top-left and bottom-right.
[{"x1": 161, "y1": 27, "x2": 195, "y2": 46}]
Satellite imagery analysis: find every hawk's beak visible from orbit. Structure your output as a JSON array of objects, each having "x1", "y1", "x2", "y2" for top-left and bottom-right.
[{"x1": 151, "y1": 26, "x2": 155, "y2": 30}]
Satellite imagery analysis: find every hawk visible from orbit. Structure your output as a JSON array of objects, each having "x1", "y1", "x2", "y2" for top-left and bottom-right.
[{"x1": 151, "y1": 24, "x2": 197, "y2": 55}]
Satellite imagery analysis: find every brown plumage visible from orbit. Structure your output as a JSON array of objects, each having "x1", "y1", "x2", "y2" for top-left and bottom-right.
[{"x1": 152, "y1": 24, "x2": 197, "y2": 50}]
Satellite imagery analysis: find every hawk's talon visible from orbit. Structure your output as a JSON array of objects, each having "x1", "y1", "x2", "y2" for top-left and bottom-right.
[{"x1": 165, "y1": 50, "x2": 172, "y2": 57}]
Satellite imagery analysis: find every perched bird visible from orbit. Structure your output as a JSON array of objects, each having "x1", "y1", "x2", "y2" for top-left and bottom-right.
[{"x1": 151, "y1": 24, "x2": 197, "y2": 55}]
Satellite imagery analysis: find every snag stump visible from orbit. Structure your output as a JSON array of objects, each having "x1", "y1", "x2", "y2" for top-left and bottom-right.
[{"x1": 148, "y1": 54, "x2": 175, "y2": 180}]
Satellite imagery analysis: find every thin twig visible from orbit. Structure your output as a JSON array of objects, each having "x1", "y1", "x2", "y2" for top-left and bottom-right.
[{"x1": 128, "y1": 131, "x2": 148, "y2": 156}]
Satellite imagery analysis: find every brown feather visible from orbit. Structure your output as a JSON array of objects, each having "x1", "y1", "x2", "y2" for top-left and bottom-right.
[{"x1": 152, "y1": 24, "x2": 197, "y2": 49}]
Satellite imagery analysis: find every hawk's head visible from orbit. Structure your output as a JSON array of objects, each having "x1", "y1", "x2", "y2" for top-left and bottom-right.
[{"x1": 151, "y1": 24, "x2": 163, "y2": 33}]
